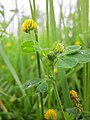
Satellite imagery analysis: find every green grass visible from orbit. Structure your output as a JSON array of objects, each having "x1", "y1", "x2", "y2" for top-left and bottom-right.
[{"x1": 0, "y1": 0, "x2": 90, "y2": 119}]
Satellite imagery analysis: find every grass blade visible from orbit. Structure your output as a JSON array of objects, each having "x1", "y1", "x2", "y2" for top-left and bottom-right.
[{"x1": 0, "y1": 46, "x2": 25, "y2": 96}]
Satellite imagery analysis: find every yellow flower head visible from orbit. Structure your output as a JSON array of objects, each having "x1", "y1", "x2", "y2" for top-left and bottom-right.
[
  {"x1": 74, "y1": 41, "x2": 81, "y2": 46},
  {"x1": 70, "y1": 90, "x2": 83, "y2": 112},
  {"x1": 6, "y1": 42, "x2": 12, "y2": 47},
  {"x1": 44, "y1": 109, "x2": 57, "y2": 120},
  {"x1": 54, "y1": 43, "x2": 64, "y2": 54},
  {"x1": 22, "y1": 19, "x2": 37, "y2": 33},
  {"x1": 53, "y1": 68, "x2": 58, "y2": 75},
  {"x1": 70, "y1": 90, "x2": 78, "y2": 100}
]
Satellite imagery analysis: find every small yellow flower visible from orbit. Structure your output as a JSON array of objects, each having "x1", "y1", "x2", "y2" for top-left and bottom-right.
[
  {"x1": 53, "y1": 68, "x2": 58, "y2": 75},
  {"x1": 31, "y1": 55, "x2": 36, "y2": 60},
  {"x1": 44, "y1": 109, "x2": 57, "y2": 120},
  {"x1": 70, "y1": 90, "x2": 83, "y2": 113},
  {"x1": 6, "y1": 42, "x2": 12, "y2": 47},
  {"x1": 70, "y1": 90, "x2": 78, "y2": 100},
  {"x1": 74, "y1": 41, "x2": 81, "y2": 46},
  {"x1": 54, "y1": 43, "x2": 64, "y2": 54},
  {"x1": 22, "y1": 19, "x2": 37, "y2": 33}
]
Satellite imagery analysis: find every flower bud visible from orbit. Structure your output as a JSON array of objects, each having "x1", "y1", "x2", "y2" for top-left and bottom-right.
[
  {"x1": 53, "y1": 43, "x2": 64, "y2": 54},
  {"x1": 48, "y1": 51, "x2": 56, "y2": 61}
]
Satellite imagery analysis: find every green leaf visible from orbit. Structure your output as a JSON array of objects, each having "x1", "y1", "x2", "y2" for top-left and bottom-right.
[
  {"x1": 56, "y1": 56, "x2": 78, "y2": 68},
  {"x1": 57, "y1": 68, "x2": 73, "y2": 107},
  {"x1": 64, "y1": 112, "x2": 74, "y2": 120},
  {"x1": 23, "y1": 78, "x2": 42, "y2": 90},
  {"x1": 66, "y1": 107, "x2": 77, "y2": 116},
  {"x1": 21, "y1": 41, "x2": 35, "y2": 53},
  {"x1": 36, "y1": 82, "x2": 48, "y2": 93},
  {"x1": 49, "y1": 0, "x2": 57, "y2": 42},
  {"x1": 63, "y1": 45, "x2": 81, "y2": 55},
  {"x1": 79, "y1": 32, "x2": 90, "y2": 47},
  {"x1": 68, "y1": 49, "x2": 90, "y2": 63}
]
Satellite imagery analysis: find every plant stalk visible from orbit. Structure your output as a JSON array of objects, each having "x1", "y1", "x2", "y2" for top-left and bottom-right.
[
  {"x1": 80, "y1": 0, "x2": 90, "y2": 112},
  {"x1": 28, "y1": 0, "x2": 44, "y2": 119},
  {"x1": 53, "y1": 81, "x2": 66, "y2": 120},
  {"x1": 33, "y1": 0, "x2": 44, "y2": 119}
]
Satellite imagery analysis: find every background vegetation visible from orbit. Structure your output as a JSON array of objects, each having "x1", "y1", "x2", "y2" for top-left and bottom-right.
[{"x1": 0, "y1": 0, "x2": 90, "y2": 120}]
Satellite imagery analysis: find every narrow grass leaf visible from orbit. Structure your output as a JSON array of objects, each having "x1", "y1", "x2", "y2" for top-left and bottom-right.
[
  {"x1": 49, "y1": 0, "x2": 57, "y2": 42},
  {"x1": 0, "y1": 46, "x2": 25, "y2": 96},
  {"x1": 58, "y1": 68, "x2": 73, "y2": 107}
]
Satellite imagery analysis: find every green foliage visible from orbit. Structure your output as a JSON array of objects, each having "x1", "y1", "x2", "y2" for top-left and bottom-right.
[
  {"x1": 36, "y1": 82, "x2": 48, "y2": 93},
  {"x1": 56, "y1": 45, "x2": 90, "y2": 68},
  {"x1": 21, "y1": 41, "x2": 35, "y2": 53},
  {"x1": 49, "y1": 0, "x2": 57, "y2": 43},
  {"x1": 0, "y1": 0, "x2": 90, "y2": 119},
  {"x1": 56, "y1": 56, "x2": 78, "y2": 68},
  {"x1": 64, "y1": 45, "x2": 81, "y2": 55},
  {"x1": 23, "y1": 78, "x2": 43, "y2": 90},
  {"x1": 69, "y1": 49, "x2": 90, "y2": 63},
  {"x1": 64, "y1": 112, "x2": 74, "y2": 120}
]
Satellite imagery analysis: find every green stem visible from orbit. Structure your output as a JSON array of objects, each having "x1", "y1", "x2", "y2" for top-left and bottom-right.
[
  {"x1": 29, "y1": 0, "x2": 34, "y2": 18},
  {"x1": 53, "y1": 81, "x2": 66, "y2": 120},
  {"x1": 48, "y1": 81, "x2": 51, "y2": 108},
  {"x1": 83, "y1": 64, "x2": 87, "y2": 110},
  {"x1": 33, "y1": 1, "x2": 44, "y2": 118},
  {"x1": 35, "y1": 30, "x2": 44, "y2": 120},
  {"x1": 87, "y1": 63, "x2": 90, "y2": 111},
  {"x1": 80, "y1": 0, "x2": 90, "y2": 112},
  {"x1": 29, "y1": 0, "x2": 44, "y2": 119},
  {"x1": 36, "y1": 94, "x2": 40, "y2": 120}
]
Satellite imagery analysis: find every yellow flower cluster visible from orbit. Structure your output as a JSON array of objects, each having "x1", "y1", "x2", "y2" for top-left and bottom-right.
[
  {"x1": 54, "y1": 43, "x2": 64, "y2": 54},
  {"x1": 70, "y1": 90, "x2": 83, "y2": 113},
  {"x1": 44, "y1": 109, "x2": 57, "y2": 120},
  {"x1": 22, "y1": 19, "x2": 37, "y2": 33},
  {"x1": 70, "y1": 90, "x2": 78, "y2": 100}
]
